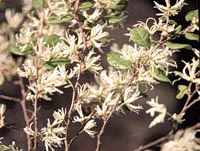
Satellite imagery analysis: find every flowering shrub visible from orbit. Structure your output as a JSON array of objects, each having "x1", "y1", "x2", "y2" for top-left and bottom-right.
[{"x1": 0, "y1": 0, "x2": 199, "y2": 151}]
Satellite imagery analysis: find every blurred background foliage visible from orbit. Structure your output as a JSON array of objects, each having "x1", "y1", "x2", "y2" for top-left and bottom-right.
[{"x1": 0, "y1": 0, "x2": 199, "y2": 151}]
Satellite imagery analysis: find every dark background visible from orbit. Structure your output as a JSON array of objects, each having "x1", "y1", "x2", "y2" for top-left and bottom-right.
[{"x1": 0, "y1": 0, "x2": 199, "y2": 151}]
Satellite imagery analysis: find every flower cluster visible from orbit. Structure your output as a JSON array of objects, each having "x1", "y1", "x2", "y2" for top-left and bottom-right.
[
  {"x1": 0, "y1": 140, "x2": 23, "y2": 151},
  {"x1": 161, "y1": 127, "x2": 200, "y2": 151},
  {"x1": 24, "y1": 108, "x2": 67, "y2": 151},
  {"x1": 146, "y1": 97, "x2": 167, "y2": 128},
  {"x1": 0, "y1": 0, "x2": 199, "y2": 151},
  {"x1": 174, "y1": 57, "x2": 200, "y2": 84}
]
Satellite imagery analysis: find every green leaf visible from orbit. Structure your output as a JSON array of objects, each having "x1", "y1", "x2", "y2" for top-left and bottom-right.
[
  {"x1": 79, "y1": 2, "x2": 94, "y2": 10},
  {"x1": 43, "y1": 34, "x2": 62, "y2": 46},
  {"x1": 174, "y1": 25, "x2": 182, "y2": 34},
  {"x1": 110, "y1": 4, "x2": 126, "y2": 10},
  {"x1": 167, "y1": 42, "x2": 192, "y2": 50},
  {"x1": 43, "y1": 58, "x2": 70, "y2": 69},
  {"x1": 169, "y1": 20, "x2": 177, "y2": 25},
  {"x1": 185, "y1": 33, "x2": 199, "y2": 42},
  {"x1": 185, "y1": 9, "x2": 198, "y2": 21},
  {"x1": 150, "y1": 67, "x2": 171, "y2": 83},
  {"x1": 0, "y1": 145, "x2": 13, "y2": 151},
  {"x1": 32, "y1": 0, "x2": 44, "y2": 8},
  {"x1": 108, "y1": 16, "x2": 127, "y2": 24},
  {"x1": 107, "y1": 52, "x2": 132, "y2": 70},
  {"x1": 48, "y1": 15, "x2": 72, "y2": 24},
  {"x1": 130, "y1": 27, "x2": 151, "y2": 48},
  {"x1": 9, "y1": 44, "x2": 33, "y2": 56},
  {"x1": 176, "y1": 85, "x2": 189, "y2": 99}
]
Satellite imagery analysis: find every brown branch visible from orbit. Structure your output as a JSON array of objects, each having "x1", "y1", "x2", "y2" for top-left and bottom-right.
[
  {"x1": 176, "y1": 82, "x2": 198, "y2": 121},
  {"x1": 31, "y1": 8, "x2": 47, "y2": 150},
  {"x1": 33, "y1": 96, "x2": 38, "y2": 151},
  {"x1": 186, "y1": 98, "x2": 200, "y2": 109},
  {"x1": 64, "y1": 69, "x2": 81, "y2": 151},
  {"x1": 0, "y1": 95, "x2": 20, "y2": 103},
  {"x1": 17, "y1": 78, "x2": 32, "y2": 151},
  {"x1": 95, "y1": 118, "x2": 107, "y2": 151},
  {"x1": 32, "y1": 54, "x2": 39, "y2": 151}
]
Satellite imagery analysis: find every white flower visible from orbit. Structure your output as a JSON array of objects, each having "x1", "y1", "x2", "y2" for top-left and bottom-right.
[
  {"x1": 17, "y1": 59, "x2": 37, "y2": 79},
  {"x1": 37, "y1": 41, "x2": 69, "y2": 62},
  {"x1": 136, "y1": 67, "x2": 158, "y2": 88},
  {"x1": 89, "y1": 24, "x2": 109, "y2": 50},
  {"x1": 110, "y1": 43, "x2": 144, "y2": 64},
  {"x1": 154, "y1": 0, "x2": 186, "y2": 16},
  {"x1": 160, "y1": 24, "x2": 175, "y2": 36},
  {"x1": 53, "y1": 108, "x2": 67, "y2": 124},
  {"x1": 24, "y1": 122, "x2": 34, "y2": 136},
  {"x1": 41, "y1": 119, "x2": 66, "y2": 151},
  {"x1": 174, "y1": 58, "x2": 200, "y2": 84},
  {"x1": 122, "y1": 87, "x2": 143, "y2": 113},
  {"x1": 83, "y1": 8, "x2": 102, "y2": 23},
  {"x1": 161, "y1": 128, "x2": 200, "y2": 151},
  {"x1": 0, "y1": 104, "x2": 6, "y2": 128},
  {"x1": 104, "y1": 92, "x2": 120, "y2": 106},
  {"x1": 95, "y1": 102, "x2": 109, "y2": 117},
  {"x1": 64, "y1": 32, "x2": 84, "y2": 61},
  {"x1": 146, "y1": 96, "x2": 167, "y2": 128},
  {"x1": 73, "y1": 104, "x2": 88, "y2": 123},
  {"x1": 26, "y1": 65, "x2": 69, "y2": 101},
  {"x1": 15, "y1": 27, "x2": 36, "y2": 51},
  {"x1": 83, "y1": 51, "x2": 102, "y2": 74},
  {"x1": 97, "y1": 70, "x2": 131, "y2": 90},
  {"x1": 77, "y1": 84, "x2": 90, "y2": 103},
  {"x1": 82, "y1": 120, "x2": 97, "y2": 138},
  {"x1": 5, "y1": 9, "x2": 23, "y2": 28},
  {"x1": 88, "y1": 85, "x2": 105, "y2": 99},
  {"x1": 147, "y1": 46, "x2": 176, "y2": 73}
]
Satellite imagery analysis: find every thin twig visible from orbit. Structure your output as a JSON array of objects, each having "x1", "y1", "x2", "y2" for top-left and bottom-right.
[
  {"x1": 17, "y1": 78, "x2": 32, "y2": 151},
  {"x1": 176, "y1": 82, "x2": 197, "y2": 121},
  {"x1": 64, "y1": 69, "x2": 81, "y2": 151},
  {"x1": 0, "y1": 95, "x2": 20, "y2": 103},
  {"x1": 33, "y1": 55, "x2": 39, "y2": 151},
  {"x1": 33, "y1": 97, "x2": 38, "y2": 151},
  {"x1": 186, "y1": 98, "x2": 200, "y2": 109}
]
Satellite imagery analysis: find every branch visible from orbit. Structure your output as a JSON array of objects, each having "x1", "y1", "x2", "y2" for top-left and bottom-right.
[
  {"x1": 17, "y1": 78, "x2": 32, "y2": 151},
  {"x1": 176, "y1": 82, "x2": 198, "y2": 121},
  {"x1": 0, "y1": 95, "x2": 20, "y2": 103},
  {"x1": 64, "y1": 69, "x2": 81, "y2": 151},
  {"x1": 32, "y1": 54, "x2": 39, "y2": 151}
]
